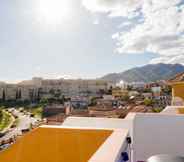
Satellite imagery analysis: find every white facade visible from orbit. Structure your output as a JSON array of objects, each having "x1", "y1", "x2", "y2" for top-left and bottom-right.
[
  {"x1": 0, "y1": 78, "x2": 109, "y2": 101},
  {"x1": 63, "y1": 108, "x2": 184, "y2": 162}
]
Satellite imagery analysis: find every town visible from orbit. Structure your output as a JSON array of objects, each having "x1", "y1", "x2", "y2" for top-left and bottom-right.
[
  {"x1": 0, "y1": 76, "x2": 172, "y2": 149},
  {"x1": 0, "y1": 72, "x2": 184, "y2": 162},
  {"x1": 1, "y1": 0, "x2": 184, "y2": 161}
]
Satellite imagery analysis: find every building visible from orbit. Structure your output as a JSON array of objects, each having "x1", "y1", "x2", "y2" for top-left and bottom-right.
[
  {"x1": 130, "y1": 81, "x2": 145, "y2": 89},
  {"x1": 0, "y1": 78, "x2": 109, "y2": 101},
  {"x1": 151, "y1": 86, "x2": 161, "y2": 98},
  {"x1": 112, "y1": 88, "x2": 128, "y2": 98},
  {"x1": 0, "y1": 104, "x2": 184, "y2": 162},
  {"x1": 63, "y1": 107, "x2": 184, "y2": 162},
  {"x1": 142, "y1": 92, "x2": 153, "y2": 99},
  {"x1": 116, "y1": 80, "x2": 129, "y2": 89},
  {"x1": 168, "y1": 72, "x2": 184, "y2": 105},
  {"x1": 43, "y1": 104, "x2": 66, "y2": 117}
]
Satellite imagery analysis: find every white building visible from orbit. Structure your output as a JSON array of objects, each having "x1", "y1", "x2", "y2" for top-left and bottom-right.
[
  {"x1": 116, "y1": 80, "x2": 129, "y2": 89},
  {"x1": 63, "y1": 106, "x2": 184, "y2": 162}
]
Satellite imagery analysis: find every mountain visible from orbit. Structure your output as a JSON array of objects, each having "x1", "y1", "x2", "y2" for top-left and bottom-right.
[{"x1": 101, "y1": 63, "x2": 184, "y2": 83}]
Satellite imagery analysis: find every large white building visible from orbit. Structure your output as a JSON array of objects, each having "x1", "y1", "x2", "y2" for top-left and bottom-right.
[{"x1": 0, "y1": 78, "x2": 109, "y2": 101}]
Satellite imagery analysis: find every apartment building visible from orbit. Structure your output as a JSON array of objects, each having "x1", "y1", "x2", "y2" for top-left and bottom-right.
[{"x1": 0, "y1": 78, "x2": 108, "y2": 101}]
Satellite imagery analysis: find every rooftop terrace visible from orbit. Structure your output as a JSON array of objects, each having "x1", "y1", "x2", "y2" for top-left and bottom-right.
[{"x1": 0, "y1": 127, "x2": 113, "y2": 162}]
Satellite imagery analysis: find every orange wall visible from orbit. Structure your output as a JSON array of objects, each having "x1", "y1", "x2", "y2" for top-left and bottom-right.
[{"x1": 172, "y1": 83, "x2": 184, "y2": 100}]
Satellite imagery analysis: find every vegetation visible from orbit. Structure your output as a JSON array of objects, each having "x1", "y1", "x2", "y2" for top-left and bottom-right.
[
  {"x1": 144, "y1": 98, "x2": 154, "y2": 106},
  {"x1": 0, "y1": 99, "x2": 31, "y2": 108},
  {"x1": 163, "y1": 86, "x2": 172, "y2": 95},
  {"x1": 28, "y1": 107, "x2": 43, "y2": 119},
  {"x1": 142, "y1": 88, "x2": 152, "y2": 93},
  {"x1": 152, "y1": 108, "x2": 163, "y2": 113},
  {"x1": 89, "y1": 97, "x2": 98, "y2": 106},
  {"x1": 0, "y1": 109, "x2": 12, "y2": 131},
  {"x1": 39, "y1": 98, "x2": 49, "y2": 107},
  {"x1": 127, "y1": 85, "x2": 133, "y2": 91},
  {"x1": 121, "y1": 95, "x2": 129, "y2": 101}
]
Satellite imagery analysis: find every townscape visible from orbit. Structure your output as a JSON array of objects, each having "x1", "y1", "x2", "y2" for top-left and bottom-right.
[
  {"x1": 1, "y1": 0, "x2": 184, "y2": 161},
  {"x1": 0, "y1": 76, "x2": 172, "y2": 150}
]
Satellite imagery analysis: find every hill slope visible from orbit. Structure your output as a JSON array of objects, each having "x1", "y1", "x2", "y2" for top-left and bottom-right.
[{"x1": 101, "y1": 63, "x2": 184, "y2": 83}]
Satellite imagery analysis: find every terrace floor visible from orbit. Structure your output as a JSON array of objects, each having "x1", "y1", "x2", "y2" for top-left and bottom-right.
[{"x1": 0, "y1": 127, "x2": 112, "y2": 162}]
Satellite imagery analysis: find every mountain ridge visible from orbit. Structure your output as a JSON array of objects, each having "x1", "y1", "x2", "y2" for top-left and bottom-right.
[{"x1": 101, "y1": 63, "x2": 184, "y2": 83}]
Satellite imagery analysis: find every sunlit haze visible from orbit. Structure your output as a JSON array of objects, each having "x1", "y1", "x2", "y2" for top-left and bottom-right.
[{"x1": 35, "y1": 0, "x2": 72, "y2": 26}]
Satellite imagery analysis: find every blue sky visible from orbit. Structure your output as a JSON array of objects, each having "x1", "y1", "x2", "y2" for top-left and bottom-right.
[{"x1": 0, "y1": 0, "x2": 182, "y2": 82}]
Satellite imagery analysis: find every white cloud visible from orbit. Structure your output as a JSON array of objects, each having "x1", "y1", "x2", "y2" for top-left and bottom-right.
[
  {"x1": 112, "y1": 32, "x2": 120, "y2": 39},
  {"x1": 82, "y1": 0, "x2": 184, "y2": 64},
  {"x1": 82, "y1": 0, "x2": 143, "y2": 17},
  {"x1": 117, "y1": 21, "x2": 133, "y2": 28}
]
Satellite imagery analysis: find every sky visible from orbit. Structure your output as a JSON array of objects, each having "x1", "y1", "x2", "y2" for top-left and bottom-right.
[{"x1": 0, "y1": 0, "x2": 184, "y2": 82}]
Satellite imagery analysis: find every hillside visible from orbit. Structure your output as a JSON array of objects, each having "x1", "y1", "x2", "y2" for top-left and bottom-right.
[{"x1": 101, "y1": 63, "x2": 184, "y2": 83}]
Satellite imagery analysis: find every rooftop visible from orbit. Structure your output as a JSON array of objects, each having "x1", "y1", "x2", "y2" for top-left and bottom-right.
[
  {"x1": 168, "y1": 72, "x2": 184, "y2": 83},
  {"x1": 0, "y1": 106, "x2": 184, "y2": 162},
  {"x1": 0, "y1": 127, "x2": 113, "y2": 162}
]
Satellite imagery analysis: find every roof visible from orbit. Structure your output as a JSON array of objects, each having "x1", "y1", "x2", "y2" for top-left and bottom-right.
[
  {"x1": 63, "y1": 116, "x2": 133, "y2": 134},
  {"x1": 0, "y1": 127, "x2": 112, "y2": 162},
  {"x1": 168, "y1": 72, "x2": 184, "y2": 83}
]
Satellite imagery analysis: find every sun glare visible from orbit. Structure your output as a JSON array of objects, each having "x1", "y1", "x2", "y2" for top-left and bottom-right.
[{"x1": 36, "y1": 0, "x2": 71, "y2": 26}]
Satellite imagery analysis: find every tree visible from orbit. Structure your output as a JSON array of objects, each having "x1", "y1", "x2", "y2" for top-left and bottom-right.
[
  {"x1": 152, "y1": 107, "x2": 163, "y2": 113},
  {"x1": 107, "y1": 86, "x2": 112, "y2": 95},
  {"x1": 127, "y1": 85, "x2": 133, "y2": 91},
  {"x1": 163, "y1": 86, "x2": 172, "y2": 95},
  {"x1": 2, "y1": 89, "x2": 6, "y2": 102},
  {"x1": 89, "y1": 97, "x2": 97, "y2": 106},
  {"x1": 37, "y1": 88, "x2": 43, "y2": 101},
  {"x1": 54, "y1": 89, "x2": 61, "y2": 99},
  {"x1": 18, "y1": 89, "x2": 22, "y2": 99},
  {"x1": 16, "y1": 90, "x2": 19, "y2": 100},
  {"x1": 144, "y1": 98, "x2": 153, "y2": 106},
  {"x1": 121, "y1": 95, "x2": 129, "y2": 101},
  {"x1": 39, "y1": 98, "x2": 48, "y2": 106}
]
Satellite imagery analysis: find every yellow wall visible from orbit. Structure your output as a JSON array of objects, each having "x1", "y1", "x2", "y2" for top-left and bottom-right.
[
  {"x1": 172, "y1": 83, "x2": 184, "y2": 100},
  {"x1": 0, "y1": 127, "x2": 112, "y2": 162}
]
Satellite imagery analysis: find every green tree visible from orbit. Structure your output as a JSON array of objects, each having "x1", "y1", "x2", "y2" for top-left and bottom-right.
[
  {"x1": 144, "y1": 98, "x2": 153, "y2": 106},
  {"x1": 18, "y1": 89, "x2": 22, "y2": 99},
  {"x1": 152, "y1": 108, "x2": 163, "y2": 113},
  {"x1": 127, "y1": 85, "x2": 133, "y2": 91},
  {"x1": 2, "y1": 89, "x2": 6, "y2": 102},
  {"x1": 16, "y1": 90, "x2": 19, "y2": 100},
  {"x1": 39, "y1": 98, "x2": 49, "y2": 106},
  {"x1": 89, "y1": 97, "x2": 97, "y2": 106},
  {"x1": 121, "y1": 95, "x2": 129, "y2": 101}
]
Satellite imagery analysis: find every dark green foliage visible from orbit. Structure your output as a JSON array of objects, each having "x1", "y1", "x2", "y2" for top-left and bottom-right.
[{"x1": 144, "y1": 98, "x2": 154, "y2": 106}]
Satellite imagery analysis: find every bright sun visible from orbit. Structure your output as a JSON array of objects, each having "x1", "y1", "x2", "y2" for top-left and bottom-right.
[{"x1": 36, "y1": 0, "x2": 71, "y2": 25}]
